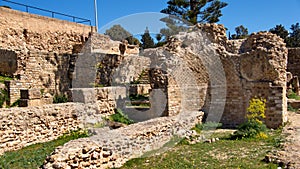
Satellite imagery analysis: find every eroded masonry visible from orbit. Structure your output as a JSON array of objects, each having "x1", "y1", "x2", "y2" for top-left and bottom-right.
[{"x1": 0, "y1": 6, "x2": 291, "y2": 168}]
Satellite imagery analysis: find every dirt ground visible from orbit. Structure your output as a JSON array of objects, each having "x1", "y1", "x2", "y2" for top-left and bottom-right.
[{"x1": 276, "y1": 111, "x2": 300, "y2": 168}]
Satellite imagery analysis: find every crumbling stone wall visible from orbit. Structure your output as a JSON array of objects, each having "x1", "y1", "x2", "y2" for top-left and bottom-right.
[
  {"x1": 0, "y1": 7, "x2": 93, "y2": 104},
  {"x1": 0, "y1": 86, "x2": 128, "y2": 155},
  {"x1": 0, "y1": 103, "x2": 82, "y2": 155},
  {"x1": 142, "y1": 24, "x2": 288, "y2": 128}
]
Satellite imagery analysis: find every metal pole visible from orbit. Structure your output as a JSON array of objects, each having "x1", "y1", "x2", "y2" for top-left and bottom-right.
[{"x1": 94, "y1": 0, "x2": 98, "y2": 32}]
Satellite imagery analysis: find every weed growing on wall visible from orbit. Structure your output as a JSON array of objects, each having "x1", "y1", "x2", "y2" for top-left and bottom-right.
[{"x1": 231, "y1": 98, "x2": 268, "y2": 139}]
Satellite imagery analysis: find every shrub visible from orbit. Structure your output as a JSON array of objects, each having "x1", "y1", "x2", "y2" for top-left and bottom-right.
[
  {"x1": 53, "y1": 94, "x2": 68, "y2": 103},
  {"x1": 231, "y1": 98, "x2": 268, "y2": 140},
  {"x1": 108, "y1": 109, "x2": 135, "y2": 125}
]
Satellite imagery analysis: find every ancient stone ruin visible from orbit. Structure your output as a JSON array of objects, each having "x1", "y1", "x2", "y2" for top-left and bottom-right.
[{"x1": 0, "y1": 6, "x2": 291, "y2": 169}]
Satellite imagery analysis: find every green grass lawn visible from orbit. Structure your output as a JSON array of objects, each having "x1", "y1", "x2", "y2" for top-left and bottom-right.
[
  {"x1": 0, "y1": 130, "x2": 89, "y2": 169},
  {"x1": 119, "y1": 130, "x2": 282, "y2": 169}
]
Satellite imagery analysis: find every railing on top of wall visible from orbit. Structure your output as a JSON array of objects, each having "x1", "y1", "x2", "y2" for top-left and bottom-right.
[{"x1": 1, "y1": 0, "x2": 92, "y2": 25}]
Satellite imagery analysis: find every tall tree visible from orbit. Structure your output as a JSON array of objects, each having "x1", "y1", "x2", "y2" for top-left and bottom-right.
[
  {"x1": 161, "y1": 0, "x2": 228, "y2": 24},
  {"x1": 231, "y1": 25, "x2": 248, "y2": 39},
  {"x1": 105, "y1": 24, "x2": 140, "y2": 45},
  {"x1": 287, "y1": 23, "x2": 300, "y2": 47},
  {"x1": 105, "y1": 24, "x2": 132, "y2": 41},
  {"x1": 141, "y1": 27, "x2": 155, "y2": 49},
  {"x1": 269, "y1": 24, "x2": 289, "y2": 40},
  {"x1": 126, "y1": 36, "x2": 140, "y2": 46}
]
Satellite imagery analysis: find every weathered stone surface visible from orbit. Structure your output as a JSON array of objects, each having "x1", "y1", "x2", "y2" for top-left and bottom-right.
[
  {"x1": 142, "y1": 24, "x2": 288, "y2": 128},
  {"x1": 42, "y1": 111, "x2": 204, "y2": 169},
  {"x1": 0, "y1": 96, "x2": 119, "y2": 155},
  {"x1": 0, "y1": 49, "x2": 17, "y2": 76}
]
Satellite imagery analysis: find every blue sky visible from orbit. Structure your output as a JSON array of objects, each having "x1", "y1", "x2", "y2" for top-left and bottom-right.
[{"x1": 1, "y1": 0, "x2": 300, "y2": 36}]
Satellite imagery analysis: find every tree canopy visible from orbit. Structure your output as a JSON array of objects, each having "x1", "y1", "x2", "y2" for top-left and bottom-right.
[
  {"x1": 105, "y1": 25, "x2": 131, "y2": 41},
  {"x1": 269, "y1": 23, "x2": 300, "y2": 47},
  {"x1": 141, "y1": 27, "x2": 155, "y2": 49},
  {"x1": 161, "y1": 0, "x2": 228, "y2": 25},
  {"x1": 269, "y1": 24, "x2": 289, "y2": 40},
  {"x1": 230, "y1": 25, "x2": 249, "y2": 39},
  {"x1": 104, "y1": 24, "x2": 140, "y2": 45}
]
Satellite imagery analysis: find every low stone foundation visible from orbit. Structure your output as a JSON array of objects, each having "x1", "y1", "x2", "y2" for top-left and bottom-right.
[
  {"x1": 0, "y1": 102, "x2": 107, "y2": 156},
  {"x1": 42, "y1": 111, "x2": 204, "y2": 169}
]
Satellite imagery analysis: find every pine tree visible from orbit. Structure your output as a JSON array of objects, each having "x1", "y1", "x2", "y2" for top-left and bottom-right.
[
  {"x1": 141, "y1": 27, "x2": 155, "y2": 49},
  {"x1": 161, "y1": 0, "x2": 228, "y2": 25},
  {"x1": 269, "y1": 24, "x2": 289, "y2": 40},
  {"x1": 287, "y1": 23, "x2": 300, "y2": 47}
]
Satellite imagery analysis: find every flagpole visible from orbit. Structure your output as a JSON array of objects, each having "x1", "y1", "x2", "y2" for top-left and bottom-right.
[{"x1": 94, "y1": 0, "x2": 98, "y2": 32}]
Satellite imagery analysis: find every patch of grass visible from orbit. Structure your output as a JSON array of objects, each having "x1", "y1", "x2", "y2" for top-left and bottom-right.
[
  {"x1": 0, "y1": 129, "x2": 89, "y2": 169},
  {"x1": 0, "y1": 75, "x2": 13, "y2": 84},
  {"x1": 287, "y1": 90, "x2": 300, "y2": 100},
  {"x1": 120, "y1": 130, "x2": 281, "y2": 169},
  {"x1": 53, "y1": 94, "x2": 68, "y2": 104},
  {"x1": 107, "y1": 109, "x2": 135, "y2": 125},
  {"x1": 129, "y1": 94, "x2": 149, "y2": 101},
  {"x1": 192, "y1": 122, "x2": 222, "y2": 133}
]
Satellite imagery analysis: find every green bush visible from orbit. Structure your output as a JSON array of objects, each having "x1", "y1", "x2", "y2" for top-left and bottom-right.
[
  {"x1": 231, "y1": 120, "x2": 268, "y2": 140},
  {"x1": 53, "y1": 94, "x2": 68, "y2": 104},
  {"x1": 108, "y1": 109, "x2": 134, "y2": 125},
  {"x1": 231, "y1": 98, "x2": 268, "y2": 140}
]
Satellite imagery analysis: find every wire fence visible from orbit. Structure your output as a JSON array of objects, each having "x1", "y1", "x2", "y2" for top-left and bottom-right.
[{"x1": 2, "y1": 0, "x2": 91, "y2": 25}]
